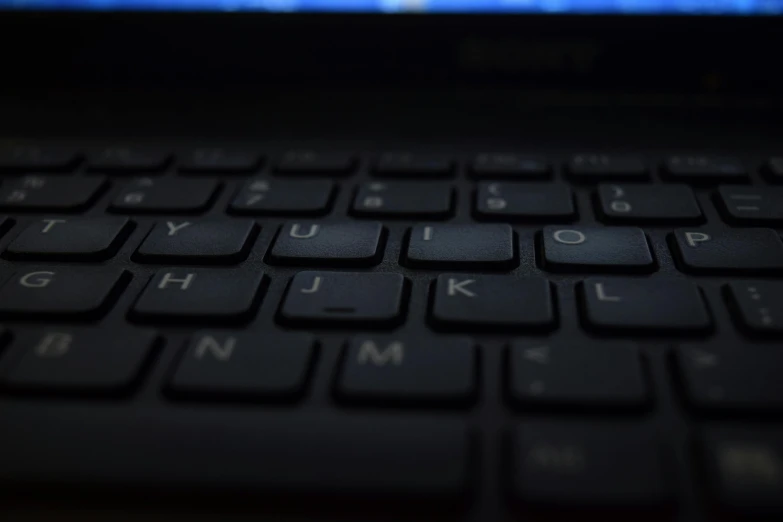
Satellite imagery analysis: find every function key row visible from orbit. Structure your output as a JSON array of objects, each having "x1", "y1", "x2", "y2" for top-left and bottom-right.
[
  {"x1": 3, "y1": 219, "x2": 783, "y2": 276},
  {"x1": 2, "y1": 145, "x2": 782, "y2": 182},
  {"x1": 0, "y1": 267, "x2": 781, "y2": 338}
]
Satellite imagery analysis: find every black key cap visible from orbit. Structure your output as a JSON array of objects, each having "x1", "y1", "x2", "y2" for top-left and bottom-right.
[
  {"x1": 541, "y1": 226, "x2": 654, "y2": 273},
  {"x1": 0, "y1": 268, "x2": 128, "y2": 319},
  {"x1": 228, "y1": 178, "x2": 335, "y2": 216},
  {"x1": 508, "y1": 341, "x2": 648, "y2": 410},
  {"x1": 269, "y1": 222, "x2": 383, "y2": 267},
  {"x1": 131, "y1": 269, "x2": 265, "y2": 324},
  {"x1": 726, "y1": 281, "x2": 783, "y2": 335},
  {"x1": 0, "y1": 176, "x2": 105, "y2": 212},
  {"x1": 510, "y1": 422, "x2": 672, "y2": 510},
  {"x1": 597, "y1": 184, "x2": 702, "y2": 224},
  {"x1": 700, "y1": 427, "x2": 783, "y2": 517},
  {"x1": 134, "y1": 220, "x2": 257, "y2": 264},
  {"x1": 169, "y1": 332, "x2": 314, "y2": 401},
  {"x1": 567, "y1": 154, "x2": 648, "y2": 181},
  {"x1": 671, "y1": 228, "x2": 783, "y2": 275},
  {"x1": 0, "y1": 412, "x2": 469, "y2": 504},
  {"x1": 276, "y1": 150, "x2": 354, "y2": 175},
  {"x1": 663, "y1": 155, "x2": 747, "y2": 182},
  {"x1": 430, "y1": 275, "x2": 554, "y2": 331},
  {"x1": 336, "y1": 336, "x2": 475, "y2": 406},
  {"x1": 351, "y1": 181, "x2": 453, "y2": 219},
  {"x1": 0, "y1": 145, "x2": 80, "y2": 172},
  {"x1": 764, "y1": 157, "x2": 783, "y2": 183},
  {"x1": 2, "y1": 329, "x2": 156, "y2": 394},
  {"x1": 475, "y1": 182, "x2": 575, "y2": 222},
  {"x1": 5, "y1": 217, "x2": 132, "y2": 261},
  {"x1": 677, "y1": 345, "x2": 783, "y2": 412},
  {"x1": 471, "y1": 153, "x2": 550, "y2": 179},
  {"x1": 110, "y1": 177, "x2": 219, "y2": 214},
  {"x1": 375, "y1": 153, "x2": 453, "y2": 177},
  {"x1": 716, "y1": 186, "x2": 783, "y2": 225},
  {"x1": 179, "y1": 148, "x2": 261, "y2": 173},
  {"x1": 88, "y1": 147, "x2": 169, "y2": 173},
  {"x1": 582, "y1": 278, "x2": 711, "y2": 333},
  {"x1": 279, "y1": 271, "x2": 405, "y2": 328},
  {"x1": 404, "y1": 224, "x2": 516, "y2": 270}
]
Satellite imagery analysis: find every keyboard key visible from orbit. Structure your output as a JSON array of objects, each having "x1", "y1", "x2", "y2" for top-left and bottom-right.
[
  {"x1": 0, "y1": 176, "x2": 105, "y2": 212},
  {"x1": 5, "y1": 217, "x2": 132, "y2": 261},
  {"x1": 700, "y1": 427, "x2": 783, "y2": 517},
  {"x1": 475, "y1": 182, "x2": 575, "y2": 222},
  {"x1": 582, "y1": 278, "x2": 711, "y2": 333},
  {"x1": 229, "y1": 178, "x2": 334, "y2": 216},
  {"x1": 88, "y1": 147, "x2": 169, "y2": 173},
  {"x1": 541, "y1": 226, "x2": 654, "y2": 273},
  {"x1": 716, "y1": 186, "x2": 783, "y2": 225},
  {"x1": 0, "y1": 145, "x2": 80, "y2": 172},
  {"x1": 179, "y1": 148, "x2": 261, "y2": 173},
  {"x1": 351, "y1": 181, "x2": 453, "y2": 219},
  {"x1": 508, "y1": 341, "x2": 648, "y2": 410},
  {"x1": 663, "y1": 155, "x2": 747, "y2": 182},
  {"x1": 671, "y1": 228, "x2": 783, "y2": 274},
  {"x1": 110, "y1": 178, "x2": 219, "y2": 214},
  {"x1": 2, "y1": 329, "x2": 156, "y2": 394},
  {"x1": 676, "y1": 345, "x2": 783, "y2": 412},
  {"x1": 567, "y1": 154, "x2": 648, "y2": 181},
  {"x1": 404, "y1": 224, "x2": 515, "y2": 270},
  {"x1": 276, "y1": 150, "x2": 354, "y2": 175},
  {"x1": 763, "y1": 157, "x2": 783, "y2": 183},
  {"x1": 131, "y1": 269, "x2": 265, "y2": 324},
  {"x1": 268, "y1": 222, "x2": 383, "y2": 267},
  {"x1": 430, "y1": 275, "x2": 554, "y2": 331},
  {"x1": 336, "y1": 336, "x2": 475, "y2": 406},
  {"x1": 0, "y1": 216, "x2": 13, "y2": 238},
  {"x1": 134, "y1": 220, "x2": 257, "y2": 264},
  {"x1": 510, "y1": 422, "x2": 672, "y2": 510},
  {"x1": 0, "y1": 413, "x2": 469, "y2": 504},
  {"x1": 726, "y1": 281, "x2": 783, "y2": 335},
  {"x1": 0, "y1": 268, "x2": 128, "y2": 319},
  {"x1": 471, "y1": 153, "x2": 550, "y2": 179},
  {"x1": 374, "y1": 153, "x2": 453, "y2": 177},
  {"x1": 279, "y1": 271, "x2": 405, "y2": 328},
  {"x1": 597, "y1": 184, "x2": 702, "y2": 224},
  {"x1": 169, "y1": 332, "x2": 314, "y2": 401}
]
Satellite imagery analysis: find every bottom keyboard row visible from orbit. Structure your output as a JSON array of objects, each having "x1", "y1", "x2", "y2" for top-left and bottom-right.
[
  {"x1": 0, "y1": 330, "x2": 781, "y2": 414},
  {"x1": 0, "y1": 410, "x2": 780, "y2": 517}
]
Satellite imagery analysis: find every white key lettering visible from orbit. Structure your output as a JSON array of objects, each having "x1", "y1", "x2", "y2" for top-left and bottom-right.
[
  {"x1": 123, "y1": 192, "x2": 145, "y2": 204},
  {"x1": 7, "y1": 190, "x2": 26, "y2": 203},
  {"x1": 20, "y1": 271, "x2": 55, "y2": 288},
  {"x1": 34, "y1": 332, "x2": 73, "y2": 358},
  {"x1": 290, "y1": 224, "x2": 320, "y2": 239},
  {"x1": 685, "y1": 232, "x2": 710, "y2": 247},
  {"x1": 610, "y1": 200, "x2": 632, "y2": 213},
  {"x1": 362, "y1": 196, "x2": 384, "y2": 209},
  {"x1": 195, "y1": 336, "x2": 236, "y2": 361},
  {"x1": 300, "y1": 276, "x2": 322, "y2": 294},
  {"x1": 447, "y1": 278, "x2": 476, "y2": 297},
  {"x1": 41, "y1": 219, "x2": 66, "y2": 233},
  {"x1": 595, "y1": 282, "x2": 621, "y2": 302},
  {"x1": 486, "y1": 197, "x2": 507, "y2": 210},
  {"x1": 423, "y1": 226, "x2": 434, "y2": 241},
  {"x1": 357, "y1": 340, "x2": 404, "y2": 366},
  {"x1": 158, "y1": 272, "x2": 196, "y2": 290},
  {"x1": 523, "y1": 346, "x2": 550, "y2": 364},
  {"x1": 166, "y1": 221, "x2": 191, "y2": 236},
  {"x1": 553, "y1": 229, "x2": 586, "y2": 245}
]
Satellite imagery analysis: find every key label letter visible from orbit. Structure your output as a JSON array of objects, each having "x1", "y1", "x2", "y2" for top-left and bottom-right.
[
  {"x1": 610, "y1": 201, "x2": 632, "y2": 213},
  {"x1": 362, "y1": 196, "x2": 384, "y2": 209},
  {"x1": 123, "y1": 192, "x2": 145, "y2": 204},
  {"x1": 357, "y1": 340, "x2": 404, "y2": 366},
  {"x1": 594, "y1": 282, "x2": 621, "y2": 302},
  {"x1": 685, "y1": 232, "x2": 710, "y2": 247},
  {"x1": 166, "y1": 221, "x2": 191, "y2": 236},
  {"x1": 158, "y1": 272, "x2": 196, "y2": 290},
  {"x1": 41, "y1": 219, "x2": 66, "y2": 233},
  {"x1": 487, "y1": 197, "x2": 507, "y2": 210},
  {"x1": 447, "y1": 278, "x2": 477, "y2": 297},
  {"x1": 553, "y1": 229, "x2": 586, "y2": 245},
  {"x1": 34, "y1": 332, "x2": 73, "y2": 358},
  {"x1": 301, "y1": 276, "x2": 322, "y2": 294},
  {"x1": 423, "y1": 226, "x2": 434, "y2": 241},
  {"x1": 290, "y1": 224, "x2": 320, "y2": 239},
  {"x1": 20, "y1": 271, "x2": 55, "y2": 288},
  {"x1": 195, "y1": 336, "x2": 236, "y2": 361}
]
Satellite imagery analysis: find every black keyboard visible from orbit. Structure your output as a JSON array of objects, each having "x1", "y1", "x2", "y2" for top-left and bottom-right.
[{"x1": 1, "y1": 144, "x2": 783, "y2": 521}]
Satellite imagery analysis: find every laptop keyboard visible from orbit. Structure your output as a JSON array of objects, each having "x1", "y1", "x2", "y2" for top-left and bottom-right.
[{"x1": 0, "y1": 144, "x2": 782, "y2": 520}]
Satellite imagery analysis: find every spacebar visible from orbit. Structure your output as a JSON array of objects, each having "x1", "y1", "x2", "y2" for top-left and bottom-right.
[{"x1": 0, "y1": 407, "x2": 470, "y2": 503}]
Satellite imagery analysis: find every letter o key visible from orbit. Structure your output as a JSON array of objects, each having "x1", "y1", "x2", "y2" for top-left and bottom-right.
[{"x1": 553, "y1": 229, "x2": 586, "y2": 245}]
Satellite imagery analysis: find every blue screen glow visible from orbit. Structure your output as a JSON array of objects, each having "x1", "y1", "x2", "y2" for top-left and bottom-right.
[{"x1": 2, "y1": 0, "x2": 782, "y2": 13}]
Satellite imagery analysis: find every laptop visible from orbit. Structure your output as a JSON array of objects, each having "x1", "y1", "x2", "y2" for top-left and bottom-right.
[{"x1": 0, "y1": 1, "x2": 781, "y2": 521}]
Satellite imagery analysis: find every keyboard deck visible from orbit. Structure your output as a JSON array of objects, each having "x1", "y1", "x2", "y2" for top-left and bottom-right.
[{"x1": 1, "y1": 144, "x2": 782, "y2": 521}]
